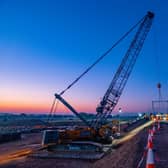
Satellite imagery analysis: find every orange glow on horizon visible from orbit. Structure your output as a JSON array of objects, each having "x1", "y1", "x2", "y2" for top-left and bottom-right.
[
  {"x1": 0, "y1": 100, "x2": 96, "y2": 114},
  {"x1": 0, "y1": 101, "x2": 49, "y2": 113},
  {"x1": 0, "y1": 93, "x2": 148, "y2": 114}
]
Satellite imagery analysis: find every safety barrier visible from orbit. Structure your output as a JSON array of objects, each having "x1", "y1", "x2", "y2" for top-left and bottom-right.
[{"x1": 137, "y1": 122, "x2": 160, "y2": 168}]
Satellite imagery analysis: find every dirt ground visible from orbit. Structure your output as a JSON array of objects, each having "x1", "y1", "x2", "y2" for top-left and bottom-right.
[
  {"x1": 0, "y1": 122, "x2": 168, "y2": 168},
  {"x1": 0, "y1": 133, "x2": 42, "y2": 156}
]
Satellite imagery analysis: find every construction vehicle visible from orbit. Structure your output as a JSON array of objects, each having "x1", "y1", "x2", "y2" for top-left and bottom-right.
[{"x1": 42, "y1": 11, "x2": 154, "y2": 150}]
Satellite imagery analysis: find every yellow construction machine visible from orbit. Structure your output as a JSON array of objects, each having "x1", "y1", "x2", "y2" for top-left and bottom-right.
[{"x1": 42, "y1": 11, "x2": 154, "y2": 151}]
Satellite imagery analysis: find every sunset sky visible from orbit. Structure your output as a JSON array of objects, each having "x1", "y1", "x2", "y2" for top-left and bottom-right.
[{"x1": 1, "y1": 0, "x2": 168, "y2": 114}]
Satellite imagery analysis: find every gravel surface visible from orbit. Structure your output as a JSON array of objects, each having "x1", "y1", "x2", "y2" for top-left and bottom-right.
[
  {"x1": 0, "y1": 133, "x2": 42, "y2": 156},
  {"x1": 1, "y1": 122, "x2": 167, "y2": 168},
  {"x1": 150, "y1": 122, "x2": 168, "y2": 168}
]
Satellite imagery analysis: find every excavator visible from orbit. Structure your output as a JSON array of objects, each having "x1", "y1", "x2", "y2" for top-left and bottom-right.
[{"x1": 42, "y1": 11, "x2": 154, "y2": 149}]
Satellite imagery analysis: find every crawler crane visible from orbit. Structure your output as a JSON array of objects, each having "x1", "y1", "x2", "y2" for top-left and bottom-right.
[{"x1": 43, "y1": 11, "x2": 154, "y2": 149}]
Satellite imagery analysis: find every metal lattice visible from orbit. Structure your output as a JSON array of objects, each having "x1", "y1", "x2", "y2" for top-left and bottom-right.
[
  {"x1": 152, "y1": 100, "x2": 168, "y2": 114},
  {"x1": 53, "y1": 12, "x2": 154, "y2": 131},
  {"x1": 91, "y1": 12, "x2": 154, "y2": 129}
]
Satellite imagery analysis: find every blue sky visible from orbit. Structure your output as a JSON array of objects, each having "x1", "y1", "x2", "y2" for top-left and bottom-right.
[{"x1": 0, "y1": 0, "x2": 168, "y2": 113}]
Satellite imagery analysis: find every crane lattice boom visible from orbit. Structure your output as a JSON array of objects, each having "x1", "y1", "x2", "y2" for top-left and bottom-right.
[
  {"x1": 54, "y1": 12, "x2": 154, "y2": 131},
  {"x1": 91, "y1": 12, "x2": 154, "y2": 129}
]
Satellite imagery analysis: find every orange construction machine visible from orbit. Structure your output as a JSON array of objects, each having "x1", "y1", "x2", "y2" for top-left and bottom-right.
[{"x1": 42, "y1": 11, "x2": 154, "y2": 150}]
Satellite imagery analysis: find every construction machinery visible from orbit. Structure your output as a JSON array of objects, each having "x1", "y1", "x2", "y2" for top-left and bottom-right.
[
  {"x1": 151, "y1": 83, "x2": 168, "y2": 121},
  {"x1": 42, "y1": 11, "x2": 154, "y2": 150}
]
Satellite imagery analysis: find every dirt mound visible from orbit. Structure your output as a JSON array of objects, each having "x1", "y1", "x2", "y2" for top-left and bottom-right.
[{"x1": 93, "y1": 129, "x2": 147, "y2": 168}]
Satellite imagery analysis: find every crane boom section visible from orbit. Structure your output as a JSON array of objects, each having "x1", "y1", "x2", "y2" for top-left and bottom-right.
[
  {"x1": 91, "y1": 12, "x2": 154, "y2": 129},
  {"x1": 55, "y1": 93, "x2": 91, "y2": 127}
]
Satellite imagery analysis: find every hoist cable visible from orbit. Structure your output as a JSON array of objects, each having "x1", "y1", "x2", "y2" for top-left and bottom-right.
[
  {"x1": 53, "y1": 100, "x2": 59, "y2": 117},
  {"x1": 59, "y1": 16, "x2": 145, "y2": 96},
  {"x1": 47, "y1": 98, "x2": 56, "y2": 122}
]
